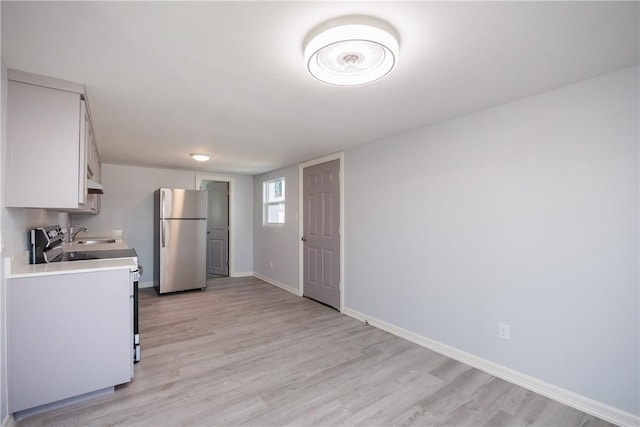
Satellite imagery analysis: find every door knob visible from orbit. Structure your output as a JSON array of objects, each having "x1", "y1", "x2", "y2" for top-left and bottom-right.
[{"x1": 301, "y1": 236, "x2": 307, "y2": 242}]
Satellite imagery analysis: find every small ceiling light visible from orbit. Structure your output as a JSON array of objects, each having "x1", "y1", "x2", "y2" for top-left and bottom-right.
[
  {"x1": 190, "y1": 153, "x2": 211, "y2": 162},
  {"x1": 304, "y1": 18, "x2": 399, "y2": 86}
]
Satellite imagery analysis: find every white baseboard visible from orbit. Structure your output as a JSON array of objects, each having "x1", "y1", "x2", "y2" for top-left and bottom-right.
[
  {"x1": 254, "y1": 273, "x2": 301, "y2": 296},
  {"x1": 1, "y1": 414, "x2": 15, "y2": 427},
  {"x1": 230, "y1": 271, "x2": 254, "y2": 278},
  {"x1": 342, "y1": 307, "x2": 639, "y2": 427},
  {"x1": 138, "y1": 280, "x2": 154, "y2": 289},
  {"x1": 12, "y1": 387, "x2": 113, "y2": 421}
]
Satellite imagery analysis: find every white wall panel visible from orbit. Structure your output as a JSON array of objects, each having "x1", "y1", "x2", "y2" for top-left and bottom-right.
[
  {"x1": 344, "y1": 67, "x2": 639, "y2": 416},
  {"x1": 253, "y1": 165, "x2": 300, "y2": 293}
]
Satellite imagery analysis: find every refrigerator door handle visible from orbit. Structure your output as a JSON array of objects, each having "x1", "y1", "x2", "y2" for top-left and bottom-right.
[{"x1": 161, "y1": 220, "x2": 165, "y2": 248}]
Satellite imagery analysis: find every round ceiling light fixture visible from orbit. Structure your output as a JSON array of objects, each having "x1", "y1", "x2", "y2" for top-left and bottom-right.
[
  {"x1": 304, "y1": 17, "x2": 399, "y2": 86},
  {"x1": 190, "y1": 153, "x2": 211, "y2": 162}
]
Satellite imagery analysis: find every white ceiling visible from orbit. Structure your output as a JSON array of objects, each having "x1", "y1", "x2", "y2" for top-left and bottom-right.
[{"x1": 2, "y1": 1, "x2": 638, "y2": 175}]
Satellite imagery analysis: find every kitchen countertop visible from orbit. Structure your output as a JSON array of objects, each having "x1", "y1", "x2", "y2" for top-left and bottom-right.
[
  {"x1": 62, "y1": 236, "x2": 129, "y2": 252},
  {"x1": 9, "y1": 257, "x2": 138, "y2": 278},
  {"x1": 8, "y1": 235, "x2": 137, "y2": 278}
]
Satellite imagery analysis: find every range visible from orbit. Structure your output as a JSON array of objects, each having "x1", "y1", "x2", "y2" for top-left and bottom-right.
[{"x1": 29, "y1": 225, "x2": 142, "y2": 363}]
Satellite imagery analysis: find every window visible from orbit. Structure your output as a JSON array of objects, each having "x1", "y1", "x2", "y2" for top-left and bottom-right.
[{"x1": 263, "y1": 177, "x2": 285, "y2": 226}]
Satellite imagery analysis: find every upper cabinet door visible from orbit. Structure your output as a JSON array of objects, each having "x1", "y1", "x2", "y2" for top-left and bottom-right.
[
  {"x1": 78, "y1": 100, "x2": 88, "y2": 205},
  {"x1": 6, "y1": 81, "x2": 82, "y2": 209}
]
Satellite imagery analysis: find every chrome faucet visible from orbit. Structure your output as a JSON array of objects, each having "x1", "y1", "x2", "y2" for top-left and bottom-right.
[{"x1": 69, "y1": 226, "x2": 87, "y2": 243}]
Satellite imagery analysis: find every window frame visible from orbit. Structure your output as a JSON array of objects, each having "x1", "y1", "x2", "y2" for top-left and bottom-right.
[{"x1": 262, "y1": 177, "x2": 285, "y2": 227}]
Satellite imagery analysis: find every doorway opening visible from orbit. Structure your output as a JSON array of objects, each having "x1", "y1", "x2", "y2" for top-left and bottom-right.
[{"x1": 196, "y1": 176, "x2": 232, "y2": 280}]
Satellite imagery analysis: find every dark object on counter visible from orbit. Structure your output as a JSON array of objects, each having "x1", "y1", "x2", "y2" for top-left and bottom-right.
[{"x1": 29, "y1": 225, "x2": 65, "y2": 264}]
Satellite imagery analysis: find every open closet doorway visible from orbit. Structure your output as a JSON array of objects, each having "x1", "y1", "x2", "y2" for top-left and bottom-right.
[{"x1": 197, "y1": 177, "x2": 230, "y2": 279}]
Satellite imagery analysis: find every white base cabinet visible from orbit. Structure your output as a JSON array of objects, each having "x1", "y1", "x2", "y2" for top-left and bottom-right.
[{"x1": 8, "y1": 269, "x2": 133, "y2": 414}]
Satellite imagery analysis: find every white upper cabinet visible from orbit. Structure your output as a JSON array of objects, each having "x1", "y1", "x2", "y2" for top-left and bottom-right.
[
  {"x1": 5, "y1": 69, "x2": 101, "y2": 210},
  {"x1": 76, "y1": 100, "x2": 102, "y2": 215}
]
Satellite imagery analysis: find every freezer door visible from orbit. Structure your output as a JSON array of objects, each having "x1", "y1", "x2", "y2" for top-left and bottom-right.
[
  {"x1": 158, "y1": 219, "x2": 207, "y2": 293},
  {"x1": 159, "y1": 188, "x2": 207, "y2": 219}
]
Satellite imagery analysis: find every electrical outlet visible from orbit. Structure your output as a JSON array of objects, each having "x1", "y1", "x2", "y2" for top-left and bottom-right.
[
  {"x1": 499, "y1": 323, "x2": 510, "y2": 340},
  {"x1": 269, "y1": 260, "x2": 274, "y2": 269}
]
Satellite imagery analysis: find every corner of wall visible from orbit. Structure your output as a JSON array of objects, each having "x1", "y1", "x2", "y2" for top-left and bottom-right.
[{"x1": 1, "y1": 56, "x2": 10, "y2": 423}]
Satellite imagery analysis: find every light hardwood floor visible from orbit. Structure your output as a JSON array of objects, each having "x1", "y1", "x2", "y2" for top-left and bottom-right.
[{"x1": 17, "y1": 277, "x2": 614, "y2": 427}]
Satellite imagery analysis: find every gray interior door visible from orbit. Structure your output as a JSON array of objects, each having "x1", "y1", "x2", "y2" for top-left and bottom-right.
[
  {"x1": 303, "y1": 159, "x2": 340, "y2": 309},
  {"x1": 206, "y1": 181, "x2": 229, "y2": 276}
]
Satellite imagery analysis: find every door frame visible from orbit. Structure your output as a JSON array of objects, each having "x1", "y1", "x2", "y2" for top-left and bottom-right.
[
  {"x1": 298, "y1": 152, "x2": 345, "y2": 312},
  {"x1": 195, "y1": 175, "x2": 233, "y2": 276},
  {"x1": 204, "y1": 180, "x2": 230, "y2": 277}
]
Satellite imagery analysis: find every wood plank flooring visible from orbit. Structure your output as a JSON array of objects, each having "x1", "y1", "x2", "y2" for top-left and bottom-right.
[{"x1": 17, "y1": 277, "x2": 614, "y2": 426}]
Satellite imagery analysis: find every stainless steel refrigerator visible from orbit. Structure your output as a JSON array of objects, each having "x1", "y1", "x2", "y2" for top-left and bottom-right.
[{"x1": 154, "y1": 188, "x2": 208, "y2": 294}]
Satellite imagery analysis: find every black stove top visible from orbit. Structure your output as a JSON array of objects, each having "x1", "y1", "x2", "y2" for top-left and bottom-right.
[
  {"x1": 55, "y1": 249, "x2": 138, "y2": 262},
  {"x1": 30, "y1": 224, "x2": 139, "y2": 265}
]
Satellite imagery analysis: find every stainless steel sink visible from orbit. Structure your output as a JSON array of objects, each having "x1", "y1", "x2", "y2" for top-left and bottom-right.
[{"x1": 76, "y1": 238, "x2": 116, "y2": 245}]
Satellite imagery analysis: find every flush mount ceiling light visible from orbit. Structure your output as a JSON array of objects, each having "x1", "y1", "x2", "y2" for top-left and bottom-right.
[
  {"x1": 190, "y1": 153, "x2": 211, "y2": 162},
  {"x1": 304, "y1": 17, "x2": 399, "y2": 86}
]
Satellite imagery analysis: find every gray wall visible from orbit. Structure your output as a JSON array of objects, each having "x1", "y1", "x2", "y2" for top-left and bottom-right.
[
  {"x1": 344, "y1": 67, "x2": 639, "y2": 414},
  {"x1": 253, "y1": 164, "x2": 300, "y2": 292},
  {"x1": 74, "y1": 164, "x2": 254, "y2": 285}
]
